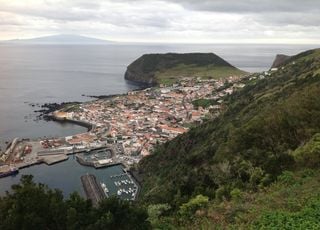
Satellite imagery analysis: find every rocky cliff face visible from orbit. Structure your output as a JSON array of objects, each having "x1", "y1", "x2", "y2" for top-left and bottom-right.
[
  {"x1": 124, "y1": 53, "x2": 235, "y2": 85},
  {"x1": 271, "y1": 54, "x2": 291, "y2": 68}
]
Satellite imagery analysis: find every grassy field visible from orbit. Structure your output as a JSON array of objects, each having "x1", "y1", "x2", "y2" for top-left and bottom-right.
[{"x1": 154, "y1": 64, "x2": 247, "y2": 85}]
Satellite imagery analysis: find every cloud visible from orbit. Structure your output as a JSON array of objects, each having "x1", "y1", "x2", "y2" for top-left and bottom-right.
[
  {"x1": 168, "y1": 0, "x2": 320, "y2": 13},
  {"x1": 0, "y1": 0, "x2": 319, "y2": 43},
  {"x1": 167, "y1": 0, "x2": 320, "y2": 27}
]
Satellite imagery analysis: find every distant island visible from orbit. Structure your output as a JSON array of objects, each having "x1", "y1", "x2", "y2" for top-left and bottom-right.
[
  {"x1": 2, "y1": 34, "x2": 114, "y2": 45},
  {"x1": 125, "y1": 53, "x2": 247, "y2": 85}
]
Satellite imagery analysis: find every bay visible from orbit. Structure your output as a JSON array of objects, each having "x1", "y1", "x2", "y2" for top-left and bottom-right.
[{"x1": 0, "y1": 43, "x2": 318, "y2": 196}]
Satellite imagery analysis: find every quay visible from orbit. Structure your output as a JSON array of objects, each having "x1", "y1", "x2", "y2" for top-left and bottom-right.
[{"x1": 81, "y1": 174, "x2": 106, "y2": 207}]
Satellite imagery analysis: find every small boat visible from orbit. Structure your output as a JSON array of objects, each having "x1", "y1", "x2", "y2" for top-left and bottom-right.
[
  {"x1": 100, "y1": 183, "x2": 109, "y2": 194},
  {"x1": 0, "y1": 166, "x2": 19, "y2": 178}
]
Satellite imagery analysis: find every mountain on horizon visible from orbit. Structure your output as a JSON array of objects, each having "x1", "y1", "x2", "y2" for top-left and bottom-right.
[{"x1": 2, "y1": 34, "x2": 114, "y2": 45}]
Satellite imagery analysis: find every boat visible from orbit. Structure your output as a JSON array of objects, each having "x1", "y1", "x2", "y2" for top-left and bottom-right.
[
  {"x1": 100, "y1": 183, "x2": 109, "y2": 194},
  {"x1": 0, "y1": 166, "x2": 19, "y2": 178}
]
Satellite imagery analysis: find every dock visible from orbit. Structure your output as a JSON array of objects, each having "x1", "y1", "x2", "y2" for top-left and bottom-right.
[
  {"x1": 40, "y1": 155, "x2": 69, "y2": 165},
  {"x1": 81, "y1": 174, "x2": 106, "y2": 207}
]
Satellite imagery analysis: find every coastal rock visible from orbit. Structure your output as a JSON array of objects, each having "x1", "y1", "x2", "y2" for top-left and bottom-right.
[
  {"x1": 271, "y1": 54, "x2": 291, "y2": 68},
  {"x1": 124, "y1": 53, "x2": 237, "y2": 85},
  {"x1": 34, "y1": 102, "x2": 81, "y2": 120}
]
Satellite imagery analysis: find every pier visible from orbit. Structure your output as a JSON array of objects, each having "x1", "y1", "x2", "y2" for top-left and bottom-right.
[{"x1": 81, "y1": 174, "x2": 106, "y2": 207}]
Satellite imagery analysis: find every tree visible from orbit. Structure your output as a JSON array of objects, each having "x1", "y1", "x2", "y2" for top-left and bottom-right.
[
  {"x1": 0, "y1": 175, "x2": 67, "y2": 230},
  {"x1": 0, "y1": 176, "x2": 151, "y2": 230}
]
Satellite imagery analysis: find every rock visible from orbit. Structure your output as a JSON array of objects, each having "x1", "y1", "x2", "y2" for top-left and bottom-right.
[{"x1": 271, "y1": 54, "x2": 291, "y2": 68}]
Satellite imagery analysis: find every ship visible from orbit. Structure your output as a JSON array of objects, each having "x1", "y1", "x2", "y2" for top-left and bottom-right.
[{"x1": 0, "y1": 166, "x2": 19, "y2": 178}]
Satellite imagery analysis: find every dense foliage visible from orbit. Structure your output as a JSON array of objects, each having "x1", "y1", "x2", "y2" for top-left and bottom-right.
[{"x1": 0, "y1": 175, "x2": 150, "y2": 230}]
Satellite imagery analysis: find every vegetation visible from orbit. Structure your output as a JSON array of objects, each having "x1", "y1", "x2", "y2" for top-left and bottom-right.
[
  {"x1": 155, "y1": 64, "x2": 246, "y2": 85},
  {"x1": 192, "y1": 98, "x2": 218, "y2": 109},
  {"x1": 0, "y1": 175, "x2": 150, "y2": 230}
]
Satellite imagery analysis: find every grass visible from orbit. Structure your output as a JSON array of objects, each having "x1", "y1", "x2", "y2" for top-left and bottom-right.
[{"x1": 154, "y1": 64, "x2": 247, "y2": 85}]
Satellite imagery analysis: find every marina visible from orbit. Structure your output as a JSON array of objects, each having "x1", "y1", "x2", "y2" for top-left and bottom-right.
[
  {"x1": 0, "y1": 157, "x2": 140, "y2": 201},
  {"x1": 110, "y1": 169, "x2": 139, "y2": 201},
  {"x1": 80, "y1": 168, "x2": 139, "y2": 204}
]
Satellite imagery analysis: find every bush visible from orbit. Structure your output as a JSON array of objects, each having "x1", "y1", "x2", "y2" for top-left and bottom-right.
[
  {"x1": 277, "y1": 171, "x2": 295, "y2": 185},
  {"x1": 230, "y1": 188, "x2": 242, "y2": 202},
  {"x1": 293, "y1": 133, "x2": 320, "y2": 168},
  {"x1": 179, "y1": 195, "x2": 209, "y2": 219}
]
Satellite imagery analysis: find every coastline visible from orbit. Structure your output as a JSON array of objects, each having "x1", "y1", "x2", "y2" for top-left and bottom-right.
[
  {"x1": 1, "y1": 75, "x2": 245, "y2": 172},
  {"x1": 0, "y1": 74, "x2": 247, "y2": 200},
  {"x1": 0, "y1": 82, "x2": 148, "y2": 190}
]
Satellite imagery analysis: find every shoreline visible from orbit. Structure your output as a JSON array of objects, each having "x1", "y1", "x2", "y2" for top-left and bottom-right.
[{"x1": 0, "y1": 83, "x2": 149, "y2": 187}]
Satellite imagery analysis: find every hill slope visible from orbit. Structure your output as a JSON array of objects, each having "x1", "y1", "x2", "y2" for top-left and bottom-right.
[
  {"x1": 137, "y1": 48, "x2": 320, "y2": 219},
  {"x1": 125, "y1": 53, "x2": 246, "y2": 85}
]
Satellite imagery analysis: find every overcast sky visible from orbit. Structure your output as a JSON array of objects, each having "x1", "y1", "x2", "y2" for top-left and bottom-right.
[{"x1": 0, "y1": 0, "x2": 319, "y2": 43}]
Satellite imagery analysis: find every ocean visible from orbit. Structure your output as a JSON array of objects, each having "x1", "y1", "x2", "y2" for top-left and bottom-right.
[{"x1": 0, "y1": 43, "x2": 318, "y2": 196}]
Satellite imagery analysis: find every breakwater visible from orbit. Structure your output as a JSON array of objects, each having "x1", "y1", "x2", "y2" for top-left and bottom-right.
[
  {"x1": 81, "y1": 174, "x2": 106, "y2": 207},
  {"x1": 49, "y1": 115, "x2": 94, "y2": 132}
]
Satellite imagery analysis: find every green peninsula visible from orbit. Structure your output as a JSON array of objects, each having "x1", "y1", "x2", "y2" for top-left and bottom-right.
[{"x1": 125, "y1": 53, "x2": 247, "y2": 85}]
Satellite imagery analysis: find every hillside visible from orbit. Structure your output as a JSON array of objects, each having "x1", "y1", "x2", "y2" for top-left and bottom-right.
[
  {"x1": 124, "y1": 53, "x2": 246, "y2": 85},
  {"x1": 137, "y1": 48, "x2": 320, "y2": 227}
]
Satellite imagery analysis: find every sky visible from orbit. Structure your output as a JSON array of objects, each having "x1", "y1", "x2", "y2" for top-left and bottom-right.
[{"x1": 0, "y1": 0, "x2": 319, "y2": 44}]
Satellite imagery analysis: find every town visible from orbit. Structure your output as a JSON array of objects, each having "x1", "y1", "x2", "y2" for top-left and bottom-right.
[
  {"x1": 0, "y1": 75, "x2": 248, "y2": 192},
  {"x1": 0, "y1": 76, "x2": 247, "y2": 170}
]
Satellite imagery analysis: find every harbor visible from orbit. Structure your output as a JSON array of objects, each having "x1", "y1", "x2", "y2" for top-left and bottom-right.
[
  {"x1": 0, "y1": 135, "x2": 141, "y2": 202},
  {"x1": 0, "y1": 157, "x2": 140, "y2": 200}
]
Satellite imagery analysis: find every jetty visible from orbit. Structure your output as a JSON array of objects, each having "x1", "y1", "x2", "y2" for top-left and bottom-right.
[{"x1": 81, "y1": 174, "x2": 106, "y2": 207}]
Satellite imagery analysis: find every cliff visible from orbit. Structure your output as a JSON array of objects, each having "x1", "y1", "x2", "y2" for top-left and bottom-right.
[
  {"x1": 271, "y1": 54, "x2": 291, "y2": 68},
  {"x1": 124, "y1": 53, "x2": 245, "y2": 85}
]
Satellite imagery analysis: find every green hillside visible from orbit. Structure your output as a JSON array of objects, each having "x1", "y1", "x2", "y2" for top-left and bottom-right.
[{"x1": 136, "y1": 48, "x2": 320, "y2": 227}]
